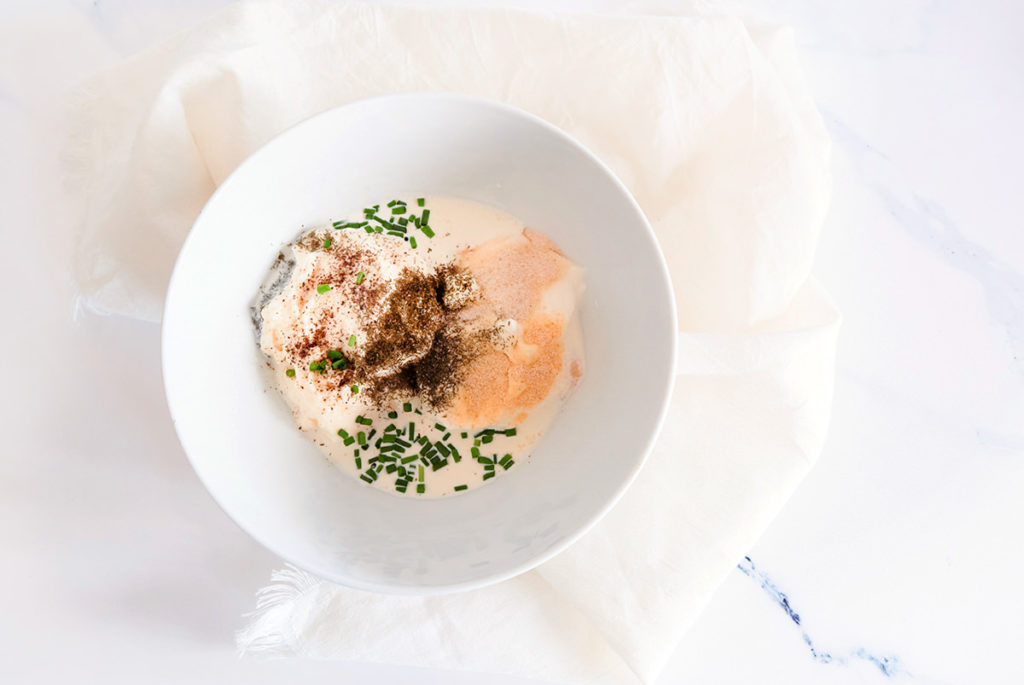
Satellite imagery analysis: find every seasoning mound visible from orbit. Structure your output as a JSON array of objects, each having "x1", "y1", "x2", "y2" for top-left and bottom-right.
[{"x1": 254, "y1": 196, "x2": 585, "y2": 498}]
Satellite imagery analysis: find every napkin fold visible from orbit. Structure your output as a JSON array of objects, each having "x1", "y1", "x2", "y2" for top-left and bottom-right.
[{"x1": 68, "y1": 1, "x2": 839, "y2": 682}]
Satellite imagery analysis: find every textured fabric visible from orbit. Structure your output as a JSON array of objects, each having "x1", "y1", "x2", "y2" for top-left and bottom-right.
[{"x1": 67, "y1": 2, "x2": 839, "y2": 682}]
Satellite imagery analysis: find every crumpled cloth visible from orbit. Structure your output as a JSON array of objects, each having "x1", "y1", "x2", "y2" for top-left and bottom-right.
[{"x1": 67, "y1": 1, "x2": 839, "y2": 682}]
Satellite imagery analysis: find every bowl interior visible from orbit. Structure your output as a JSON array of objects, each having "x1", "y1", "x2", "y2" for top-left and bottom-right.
[{"x1": 163, "y1": 93, "x2": 676, "y2": 593}]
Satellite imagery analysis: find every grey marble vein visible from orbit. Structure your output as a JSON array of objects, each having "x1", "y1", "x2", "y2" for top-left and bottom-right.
[{"x1": 738, "y1": 556, "x2": 910, "y2": 678}]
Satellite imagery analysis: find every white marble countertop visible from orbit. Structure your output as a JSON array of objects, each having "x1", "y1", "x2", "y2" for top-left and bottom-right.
[{"x1": 3, "y1": 1, "x2": 1022, "y2": 683}]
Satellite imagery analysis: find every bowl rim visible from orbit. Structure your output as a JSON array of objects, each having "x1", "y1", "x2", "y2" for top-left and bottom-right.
[{"x1": 162, "y1": 91, "x2": 678, "y2": 595}]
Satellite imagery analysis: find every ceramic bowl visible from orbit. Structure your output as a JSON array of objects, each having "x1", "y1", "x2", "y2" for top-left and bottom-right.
[{"x1": 163, "y1": 93, "x2": 676, "y2": 594}]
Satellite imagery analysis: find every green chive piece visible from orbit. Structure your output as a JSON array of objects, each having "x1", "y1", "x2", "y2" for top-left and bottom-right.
[
  {"x1": 416, "y1": 483, "x2": 425, "y2": 494},
  {"x1": 356, "y1": 416, "x2": 372, "y2": 426},
  {"x1": 337, "y1": 429, "x2": 350, "y2": 439},
  {"x1": 348, "y1": 334, "x2": 357, "y2": 347},
  {"x1": 357, "y1": 431, "x2": 366, "y2": 445},
  {"x1": 506, "y1": 427, "x2": 517, "y2": 437},
  {"x1": 471, "y1": 447, "x2": 481, "y2": 459},
  {"x1": 454, "y1": 484, "x2": 468, "y2": 492},
  {"x1": 356, "y1": 271, "x2": 365, "y2": 285},
  {"x1": 323, "y1": 238, "x2": 332, "y2": 249},
  {"x1": 285, "y1": 368, "x2": 296, "y2": 378},
  {"x1": 364, "y1": 226, "x2": 375, "y2": 234},
  {"x1": 351, "y1": 384, "x2": 359, "y2": 393},
  {"x1": 387, "y1": 410, "x2": 398, "y2": 419},
  {"x1": 417, "y1": 197, "x2": 425, "y2": 207},
  {"x1": 442, "y1": 432, "x2": 450, "y2": 441},
  {"x1": 409, "y1": 237, "x2": 418, "y2": 249},
  {"x1": 434, "y1": 423, "x2": 446, "y2": 431},
  {"x1": 398, "y1": 217, "x2": 409, "y2": 226},
  {"x1": 332, "y1": 358, "x2": 346, "y2": 369},
  {"x1": 460, "y1": 432, "x2": 468, "y2": 438},
  {"x1": 482, "y1": 434, "x2": 494, "y2": 444},
  {"x1": 326, "y1": 349, "x2": 342, "y2": 360},
  {"x1": 403, "y1": 402, "x2": 412, "y2": 412},
  {"x1": 343, "y1": 436, "x2": 355, "y2": 446},
  {"x1": 309, "y1": 361, "x2": 323, "y2": 372},
  {"x1": 317, "y1": 284, "x2": 331, "y2": 294},
  {"x1": 482, "y1": 472, "x2": 495, "y2": 481},
  {"x1": 387, "y1": 199, "x2": 404, "y2": 207},
  {"x1": 391, "y1": 205, "x2": 406, "y2": 214},
  {"x1": 474, "y1": 439, "x2": 481, "y2": 447},
  {"x1": 420, "y1": 225, "x2": 435, "y2": 238},
  {"x1": 421, "y1": 209, "x2": 430, "y2": 224},
  {"x1": 355, "y1": 457, "x2": 362, "y2": 469}
]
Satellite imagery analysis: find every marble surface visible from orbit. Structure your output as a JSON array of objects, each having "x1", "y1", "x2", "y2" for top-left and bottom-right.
[{"x1": 2, "y1": 0, "x2": 1022, "y2": 683}]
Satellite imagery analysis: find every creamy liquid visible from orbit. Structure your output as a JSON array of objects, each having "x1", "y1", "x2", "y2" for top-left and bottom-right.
[{"x1": 257, "y1": 197, "x2": 584, "y2": 497}]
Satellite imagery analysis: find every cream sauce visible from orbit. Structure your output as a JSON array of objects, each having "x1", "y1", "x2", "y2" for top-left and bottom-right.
[{"x1": 257, "y1": 197, "x2": 584, "y2": 497}]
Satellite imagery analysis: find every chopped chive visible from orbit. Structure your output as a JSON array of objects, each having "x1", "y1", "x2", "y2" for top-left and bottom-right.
[
  {"x1": 482, "y1": 434, "x2": 494, "y2": 444},
  {"x1": 351, "y1": 384, "x2": 359, "y2": 393},
  {"x1": 454, "y1": 484, "x2": 468, "y2": 492},
  {"x1": 442, "y1": 432, "x2": 450, "y2": 441},
  {"x1": 391, "y1": 205, "x2": 406, "y2": 214},
  {"x1": 323, "y1": 238, "x2": 332, "y2": 249},
  {"x1": 387, "y1": 199, "x2": 402, "y2": 207},
  {"x1": 460, "y1": 432, "x2": 468, "y2": 439},
  {"x1": 505, "y1": 427, "x2": 517, "y2": 436},
  {"x1": 326, "y1": 349, "x2": 342, "y2": 360},
  {"x1": 355, "y1": 457, "x2": 362, "y2": 469},
  {"x1": 348, "y1": 334, "x2": 357, "y2": 347},
  {"x1": 364, "y1": 226, "x2": 375, "y2": 234},
  {"x1": 317, "y1": 284, "x2": 331, "y2": 294},
  {"x1": 374, "y1": 226, "x2": 383, "y2": 233},
  {"x1": 343, "y1": 436, "x2": 355, "y2": 446},
  {"x1": 360, "y1": 474, "x2": 373, "y2": 483},
  {"x1": 332, "y1": 358, "x2": 346, "y2": 369},
  {"x1": 421, "y1": 209, "x2": 430, "y2": 224},
  {"x1": 356, "y1": 271, "x2": 365, "y2": 285},
  {"x1": 434, "y1": 442, "x2": 450, "y2": 457},
  {"x1": 416, "y1": 483, "x2": 425, "y2": 494},
  {"x1": 355, "y1": 416, "x2": 372, "y2": 426},
  {"x1": 398, "y1": 217, "x2": 408, "y2": 226},
  {"x1": 499, "y1": 455, "x2": 514, "y2": 469},
  {"x1": 471, "y1": 447, "x2": 481, "y2": 459},
  {"x1": 450, "y1": 446, "x2": 461, "y2": 462},
  {"x1": 409, "y1": 237, "x2": 417, "y2": 249},
  {"x1": 381, "y1": 434, "x2": 397, "y2": 444},
  {"x1": 420, "y1": 225, "x2": 435, "y2": 238},
  {"x1": 474, "y1": 439, "x2": 481, "y2": 447},
  {"x1": 367, "y1": 428, "x2": 377, "y2": 442},
  {"x1": 337, "y1": 428, "x2": 350, "y2": 439},
  {"x1": 408, "y1": 422, "x2": 415, "y2": 440},
  {"x1": 434, "y1": 423, "x2": 446, "y2": 431},
  {"x1": 482, "y1": 472, "x2": 495, "y2": 481},
  {"x1": 387, "y1": 410, "x2": 398, "y2": 419},
  {"x1": 414, "y1": 408, "x2": 422, "y2": 415},
  {"x1": 309, "y1": 361, "x2": 323, "y2": 372},
  {"x1": 285, "y1": 368, "x2": 296, "y2": 378},
  {"x1": 417, "y1": 197, "x2": 425, "y2": 207},
  {"x1": 385, "y1": 464, "x2": 397, "y2": 474},
  {"x1": 402, "y1": 402, "x2": 412, "y2": 412},
  {"x1": 395, "y1": 438, "x2": 411, "y2": 449},
  {"x1": 357, "y1": 431, "x2": 366, "y2": 445}
]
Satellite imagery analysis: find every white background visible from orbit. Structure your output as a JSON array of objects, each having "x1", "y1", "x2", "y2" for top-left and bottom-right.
[{"x1": 2, "y1": 0, "x2": 1022, "y2": 683}]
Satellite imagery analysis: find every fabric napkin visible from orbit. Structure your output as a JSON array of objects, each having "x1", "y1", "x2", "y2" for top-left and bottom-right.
[{"x1": 68, "y1": 1, "x2": 840, "y2": 682}]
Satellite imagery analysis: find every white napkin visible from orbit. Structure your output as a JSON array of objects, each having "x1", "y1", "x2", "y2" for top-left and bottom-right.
[{"x1": 67, "y1": 1, "x2": 840, "y2": 682}]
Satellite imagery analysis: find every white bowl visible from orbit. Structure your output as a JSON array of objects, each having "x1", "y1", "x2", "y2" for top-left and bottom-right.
[{"x1": 163, "y1": 93, "x2": 676, "y2": 594}]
